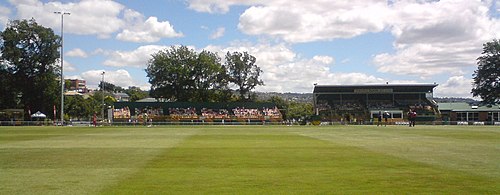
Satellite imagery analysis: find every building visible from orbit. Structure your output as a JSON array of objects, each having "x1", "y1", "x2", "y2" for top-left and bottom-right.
[
  {"x1": 66, "y1": 79, "x2": 88, "y2": 93},
  {"x1": 438, "y1": 102, "x2": 500, "y2": 125},
  {"x1": 313, "y1": 84, "x2": 439, "y2": 122},
  {"x1": 113, "y1": 93, "x2": 130, "y2": 102}
]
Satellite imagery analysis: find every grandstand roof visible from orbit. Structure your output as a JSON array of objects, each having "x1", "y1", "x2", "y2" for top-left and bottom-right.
[{"x1": 313, "y1": 83, "x2": 438, "y2": 94}]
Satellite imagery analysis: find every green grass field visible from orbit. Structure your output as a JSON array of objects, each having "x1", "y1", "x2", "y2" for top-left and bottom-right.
[{"x1": 0, "y1": 125, "x2": 499, "y2": 194}]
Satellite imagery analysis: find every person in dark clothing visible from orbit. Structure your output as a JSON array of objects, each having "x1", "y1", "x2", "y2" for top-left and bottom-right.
[
  {"x1": 411, "y1": 110, "x2": 417, "y2": 127},
  {"x1": 377, "y1": 111, "x2": 382, "y2": 126},
  {"x1": 383, "y1": 111, "x2": 390, "y2": 126}
]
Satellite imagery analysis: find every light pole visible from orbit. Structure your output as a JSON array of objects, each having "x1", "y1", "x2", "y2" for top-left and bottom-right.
[
  {"x1": 54, "y1": 11, "x2": 70, "y2": 125},
  {"x1": 101, "y1": 71, "x2": 105, "y2": 122}
]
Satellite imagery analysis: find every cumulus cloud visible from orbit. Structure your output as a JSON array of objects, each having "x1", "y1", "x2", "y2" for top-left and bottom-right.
[
  {"x1": 66, "y1": 48, "x2": 88, "y2": 58},
  {"x1": 209, "y1": 27, "x2": 225, "y2": 39},
  {"x1": 116, "y1": 9, "x2": 183, "y2": 43},
  {"x1": 10, "y1": 0, "x2": 124, "y2": 38},
  {"x1": 238, "y1": 1, "x2": 390, "y2": 43},
  {"x1": 8, "y1": 0, "x2": 181, "y2": 41},
  {"x1": 80, "y1": 69, "x2": 148, "y2": 89},
  {"x1": 101, "y1": 45, "x2": 168, "y2": 67},
  {"x1": 188, "y1": 0, "x2": 499, "y2": 84},
  {"x1": 434, "y1": 76, "x2": 474, "y2": 98},
  {"x1": 204, "y1": 42, "x2": 385, "y2": 92},
  {"x1": 373, "y1": 0, "x2": 498, "y2": 77}
]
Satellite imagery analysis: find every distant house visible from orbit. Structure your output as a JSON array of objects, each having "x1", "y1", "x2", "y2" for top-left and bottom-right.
[
  {"x1": 438, "y1": 102, "x2": 500, "y2": 124},
  {"x1": 113, "y1": 93, "x2": 130, "y2": 102},
  {"x1": 66, "y1": 79, "x2": 88, "y2": 93}
]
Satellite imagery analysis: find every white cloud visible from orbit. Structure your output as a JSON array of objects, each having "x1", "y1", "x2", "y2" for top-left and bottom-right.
[
  {"x1": 102, "y1": 45, "x2": 168, "y2": 67},
  {"x1": 0, "y1": 5, "x2": 11, "y2": 27},
  {"x1": 62, "y1": 60, "x2": 76, "y2": 72},
  {"x1": 434, "y1": 76, "x2": 474, "y2": 98},
  {"x1": 209, "y1": 27, "x2": 225, "y2": 39},
  {"x1": 10, "y1": 0, "x2": 125, "y2": 38},
  {"x1": 80, "y1": 69, "x2": 148, "y2": 89},
  {"x1": 116, "y1": 12, "x2": 183, "y2": 43},
  {"x1": 188, "y1": 0, "x2": 499, "y2": 82},
  {"x1": 312, "y1": 56, "x2": 334, "y2": 65},
  {"x1": 9, "y1": 0, "x2": 182, "y2": 41},
  {"x1": 373, "y1": 0, "x2": 499, "y2": 78},
  {"x1": 66, "y1": 48, "x2": 88, "y2": 58},
  {"x1": 340, "y1": 58, "x2": 350, "y2": 64},
  {"x1": 204, "y1": 42, "x2": 384, "y2": 92},
  {"x1": 238, "y1": 1, "x2": 391, "y2": 43},
  {"x1": 186, "y1": 0, "x2": 264, "y2": 14}
]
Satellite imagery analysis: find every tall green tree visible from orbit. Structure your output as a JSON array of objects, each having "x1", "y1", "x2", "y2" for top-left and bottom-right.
[
  {"x1": 287, "y1": 102, "x2": 314, "y2": 120},
  {"x1": 99, "y1": 81, "x2": 124, "y2": 93},
  {"x1": 472, "y1": 39, "x2": 500, "y2": 104},
  {"x1": 124, "y1": 86, "x2": 149, "y2": 102},
  {"x1": 0, "y1": 19, "x2": 61, "y2": 119},
  {"x1": 146, "y1": 46, "x2": 197, "y2": 101},
  {"x1": 65, "y1": 95, "x2": 91, "y2": 120},
  {"x1": 146, "y1": 46, "x2": 230, "y2": 102},
  {"x1": 193, "y1": 51, "x2": 231, "y2": 102},
  {"x1": 269, "y1": 96, "x2": 289, "y2": 119},
  {"x1": 0, "y1": 62, "x2": 17, "y2": 109},
  {"x1": 225, "y1": 51, "x2": 264, "y2": 101}
]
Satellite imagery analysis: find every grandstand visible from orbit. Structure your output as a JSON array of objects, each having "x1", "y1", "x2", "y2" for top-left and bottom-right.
[
  {"x1": 313, "y1": 84, "x2": 439, "y2": 122},
  {"x1": 112, "y1": 102, "x2": 282, "y2": 123}
]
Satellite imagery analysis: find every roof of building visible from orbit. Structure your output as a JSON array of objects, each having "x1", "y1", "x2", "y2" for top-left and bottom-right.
[
  {"x1": 113, "y1": 92, "x2": 130, "y2": 98},
  {"x1": 64, "y1": 91, "x2": 83, "y2": 96},
  {"x1": 438, "y1": 102, "x2": 500, "y2": 112},
  {"x1": 136, "y1": 97, "x2": 158, "y2": 102},
  {"x1": 313, "y1": 83, "x2": 438, "y2": 93}
]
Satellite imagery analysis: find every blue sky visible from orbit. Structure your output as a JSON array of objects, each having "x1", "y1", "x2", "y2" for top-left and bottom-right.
[{"x1": 0, "y1": 0, "x2": 499, "y2": 98}]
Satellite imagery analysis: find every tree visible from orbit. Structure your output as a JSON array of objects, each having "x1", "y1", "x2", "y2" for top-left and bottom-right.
[
  {"x1": 146, "y1": 46, "x2": 197, "y2": 101},
  {"x1": 99, "y1": 81, "x2": 124, "y2": 93},
  {"x1": 0, "y1": 62, "x2": 17, "y2": 109},
  {"x1": 269, "y1": 96, "x2": 288, "y2": 119},
  {"x1": 0, "y1": 19, "x2": 61, "y2": 119},
  {"x1": 225, "y1": 51, "x2": 264, "y2": 101},
  {"x1": 287, "y1": 102, "x2": 313, "y2": 121},
  {"x1": 472, "y1": 39, "x2": 500, "y2": 104},
  {"x1": 124, "y1": 86, "x2": 149, "y2": 102},
  {"x1": 65, "y1": 95, "x2": 91, "y2": 120},
  {"x1": 146, "y1": 45, "x2": 230, "y2": 102},
  {"x1": 192, "y1": 51, "x2": 231, "y2": 102}
]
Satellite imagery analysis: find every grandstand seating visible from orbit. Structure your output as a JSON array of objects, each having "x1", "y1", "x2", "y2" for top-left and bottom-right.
[{"x1": 112, "y1": 102, "x2": 283, "y2": 122}]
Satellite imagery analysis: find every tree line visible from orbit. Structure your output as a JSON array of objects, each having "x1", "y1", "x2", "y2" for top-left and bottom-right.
[{"x1": 146, "y1": 45, "x2": 263, "y2": 102}]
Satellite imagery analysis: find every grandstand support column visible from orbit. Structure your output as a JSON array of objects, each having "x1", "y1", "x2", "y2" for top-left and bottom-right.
[{"x1": 313, "y1": 94, "x2": 318, "y2": 115}]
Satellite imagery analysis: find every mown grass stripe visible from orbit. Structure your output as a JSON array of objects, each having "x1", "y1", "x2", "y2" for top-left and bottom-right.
[
  {"x1": 0, "y1": 127, "x2": 198, "y2": 194},
  {"x1": 101, "y1": 127, "x2": 498, "y2": 194}
]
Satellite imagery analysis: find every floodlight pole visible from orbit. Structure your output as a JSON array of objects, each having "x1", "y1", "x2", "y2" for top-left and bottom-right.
[
  {"x1": 54, "y1": 11, "x2": 70, "y2": 126},
  {"x1": 101, "y1": 71, "x2": 105, "y2": 123}
]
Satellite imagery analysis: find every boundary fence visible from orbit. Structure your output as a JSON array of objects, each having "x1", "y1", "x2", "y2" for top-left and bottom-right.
[{"x1": 1, "y1": 120, "x2": 500, "y2": 126}]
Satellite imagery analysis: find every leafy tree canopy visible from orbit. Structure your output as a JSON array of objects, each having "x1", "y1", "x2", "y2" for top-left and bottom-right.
[
  {"x1": 225, "y1": 51, "x2": 264, "y2": 101},
  {"x1": 146, "y1": 46, "x2": 233, "y2": 102},
  {"x1": 0, "y1": 19, "x2": 61, "y2": 119},
  {"x1": 472, "y1": 39, "x2": 500, "y2": 104}
]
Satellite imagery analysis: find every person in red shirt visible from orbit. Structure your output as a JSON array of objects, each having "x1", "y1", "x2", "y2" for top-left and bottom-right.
[{"x1": 92, "y1": 113, "x2": 97, "y2": 127}]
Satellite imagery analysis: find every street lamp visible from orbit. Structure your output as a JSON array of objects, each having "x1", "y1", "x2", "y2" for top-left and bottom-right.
[
  {"x1": 101, "y1": 71, "x2": 105, "y2": 122},
  {"x1": 54, "y1": 11, "x2": 70, "y2": 125}
]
